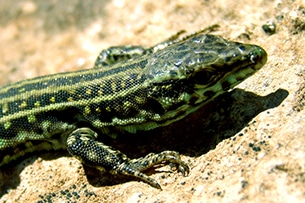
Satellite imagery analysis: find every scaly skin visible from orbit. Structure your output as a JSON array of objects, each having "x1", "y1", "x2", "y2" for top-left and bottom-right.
[{"x1": 0, "y1": 30, "x2": 267, "y2": 189}]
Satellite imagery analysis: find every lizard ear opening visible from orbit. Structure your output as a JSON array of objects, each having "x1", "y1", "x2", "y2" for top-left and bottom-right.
[{"x1": 144, "y1": 97, "x2": 165, "y2": 115}]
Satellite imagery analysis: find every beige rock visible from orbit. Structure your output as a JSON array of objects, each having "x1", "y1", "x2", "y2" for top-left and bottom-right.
[{"x1": 0, "y1": 0, "x2": 305, "y2": 202}]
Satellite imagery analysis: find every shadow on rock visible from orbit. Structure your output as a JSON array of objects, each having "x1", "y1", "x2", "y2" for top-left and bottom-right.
[{"x1": 87, "y1": 88, "x2": 289, "y2": 187}]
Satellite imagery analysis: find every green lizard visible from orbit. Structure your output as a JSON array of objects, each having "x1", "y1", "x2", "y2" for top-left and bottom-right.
[{"x1": 0, "y1": 28, "x2": 267, "y2": 189}]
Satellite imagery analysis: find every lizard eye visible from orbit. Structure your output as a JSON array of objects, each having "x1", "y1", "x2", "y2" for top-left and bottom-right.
[{"x1": 193, "y1": 71, "x2": 214, "y2": 85}]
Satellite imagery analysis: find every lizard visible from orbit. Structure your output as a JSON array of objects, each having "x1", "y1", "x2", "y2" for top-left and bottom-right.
[{"x1": 0, "y1": 27, "x2": 267, "y2": 189}]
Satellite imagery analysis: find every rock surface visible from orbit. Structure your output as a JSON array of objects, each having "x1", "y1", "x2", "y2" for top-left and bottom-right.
[{"x1": 0, "y1": 0, "x2": 304, "y2": 202}]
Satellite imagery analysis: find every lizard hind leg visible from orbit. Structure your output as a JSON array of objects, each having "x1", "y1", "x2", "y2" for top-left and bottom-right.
[{"x1": 66, "y1": 127, "x2": 189, "y2": 189}]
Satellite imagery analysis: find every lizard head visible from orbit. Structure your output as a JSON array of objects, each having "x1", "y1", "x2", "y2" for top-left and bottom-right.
[{"x1": 144, "y1": 34, "x2": 267, "y2": 122}]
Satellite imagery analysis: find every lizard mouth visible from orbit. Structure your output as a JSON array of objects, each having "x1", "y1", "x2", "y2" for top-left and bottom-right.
[
  {"x1": 191, "y1": 45, "x2": 267, "y2": 105},
  {"x1": 220, "y1": 45, "x2": 267, "y2": 91}
]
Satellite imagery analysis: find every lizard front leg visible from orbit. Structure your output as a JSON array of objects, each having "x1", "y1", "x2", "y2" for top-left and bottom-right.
[{"x1": 66, "y1": 127, "x2": 189, "y2": 189}]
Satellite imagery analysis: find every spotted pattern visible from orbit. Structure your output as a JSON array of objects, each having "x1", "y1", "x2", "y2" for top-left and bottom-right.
[{"x1": 0, "y1": 30, "x2": 267, "y2": 188}]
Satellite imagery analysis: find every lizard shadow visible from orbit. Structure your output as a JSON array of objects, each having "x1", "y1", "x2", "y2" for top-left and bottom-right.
[
  {"x1": 0, "y1": 88, "x2": 289, "y2": 194},
  {"x1": 0, "y1": 89, "x2": 288, "y2": 197},
  {"x1": 86, "y1": 88, "x2": 289, "y2": 187}
]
